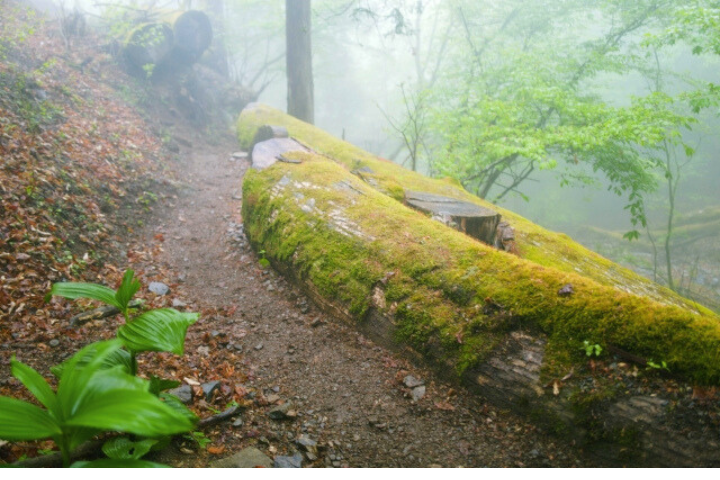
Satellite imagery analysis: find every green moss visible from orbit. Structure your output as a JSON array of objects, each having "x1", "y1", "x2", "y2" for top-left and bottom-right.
[{"x1": 239, "y1": 105, "x2": 720, "y2": 385}]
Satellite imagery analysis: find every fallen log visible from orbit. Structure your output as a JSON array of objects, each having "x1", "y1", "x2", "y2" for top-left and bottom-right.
[
  {"x1": 162, "y1": 10, "x2": 213, "y2": 65},
  {"x1": 238, "y1": 104, "x2": 720, "y2": 466},
  {"x1": 69, "y1": 300, "x2": 142, "y2": 327},
  {"x1": 122, "y1": 22, "x2": 174, "y2": 77}
]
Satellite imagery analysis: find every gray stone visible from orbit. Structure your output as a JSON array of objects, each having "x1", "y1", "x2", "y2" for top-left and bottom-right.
[
  {"x1": 172, "y1": 298, "x2": 187, "y2": 307},
  {"x1": 295, "y1": 435, "x2": 318, "y2": 455},
  {"x1": 251, "y1": 138, "x2": 309, "y2": 171},
  {"x1": 49, "y1": 339, "x2": 60, "y2": 347},
  {"x1": 255, "y1": 343, "x2": 264, "y2": 351},
  {"x1": 168, "y1": 384, "x2": 193, "y2": 404},
  {"x1": 411, "y1": 385, "x2": 426, "y2": 401},
  {"x1": 201, "y1": 381, "x2": 221, "y2": 401},
  {"x1": 269, "y1": 401, "x2": 296, "y2": 420},
  {"x1": 274, "y1": 453, "x2": 303, "y2": 468},
  {"x1": 148, "y1": 282, "x2": 170, "y2": 296},
  {"x1": 209, "y1": 447, "x2": 273, "y2": 468},
  {"x1": 403, "y1": 375, "x2": 424, "y2": 388}
]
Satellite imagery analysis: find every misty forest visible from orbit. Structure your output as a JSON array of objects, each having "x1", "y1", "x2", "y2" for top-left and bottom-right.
[{"x1": 1, "y1": 0, "x2": 720, "y2": 468}]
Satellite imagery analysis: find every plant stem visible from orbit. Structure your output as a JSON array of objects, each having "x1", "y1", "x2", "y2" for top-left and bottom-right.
[{"x1": 130, "y1": 350, "x2": 138, "y2": 376}]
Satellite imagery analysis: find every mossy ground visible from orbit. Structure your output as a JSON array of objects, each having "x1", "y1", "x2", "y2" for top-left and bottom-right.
[{"x1": 239, "y1": 105, "x2": 720, "y2": 385}]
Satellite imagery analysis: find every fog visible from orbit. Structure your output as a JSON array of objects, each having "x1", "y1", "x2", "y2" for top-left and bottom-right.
[{"x1": 41, "y1": 0, "x2": 720, "y2": 308}]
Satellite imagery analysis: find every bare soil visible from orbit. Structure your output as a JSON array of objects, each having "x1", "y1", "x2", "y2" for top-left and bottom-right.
[{"x1": 132, "y1": 125, "x2": 597, "y2": 468}]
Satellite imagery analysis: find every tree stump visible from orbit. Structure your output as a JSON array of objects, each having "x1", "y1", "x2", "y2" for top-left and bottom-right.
[{"x1": 405, "y1": 191, "x2": 501, "y2": 245}]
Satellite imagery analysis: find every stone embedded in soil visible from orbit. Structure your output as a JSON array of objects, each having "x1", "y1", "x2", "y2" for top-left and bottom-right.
[
  {"x1": 172, "y1": 298, "x2": 187, "y2": 307},
  {"x1": 202, "y1": 381, "x2": 221, "y2": 401},
  {"x1": 274, "y1": 453, "x2": 303, "y2": 468},
  {"x1": 295, "y1": 435, "x2": 318, "y2": 455},
  {"x1": 149, "y1": 282, "x2": 170, "y2": 295},
  {"x1": 269, "y1": 401, "x2": 296, "y2": 420},
  {"x1": 169, "y1": 384, "x2": 193, "y2": 404},
  {"x1": 255, "y1": 343, "x2": 264, "y2": 350},
  {"x1": 403, "y1": 375, "x2": 424, "y2": 388},
  {"x1": 49, "y1": 339, "x2": 60, "y2": 347},
  {"x1": 209, "y1": 447, "x2": 273, "y2": 468},
  {"x1": 411, "y1": 385, "x2": 426, "y2": 401}
]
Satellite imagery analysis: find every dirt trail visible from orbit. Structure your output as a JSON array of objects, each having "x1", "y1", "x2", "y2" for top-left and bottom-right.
[{"x1": 139, "y1": 129, "x2": 594, "y2": 468}]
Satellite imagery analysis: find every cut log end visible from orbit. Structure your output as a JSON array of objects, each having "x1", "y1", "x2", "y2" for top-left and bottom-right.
[{"x1": 405, "y1": 191, "x2": 501, "y2": 245}]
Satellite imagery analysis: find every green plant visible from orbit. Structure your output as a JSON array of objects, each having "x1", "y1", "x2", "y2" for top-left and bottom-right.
[
  {"x1": 0, "y1": 340, "x2": 195, "y2": 467},
  {"x1": 186, "y1": 431, "x2": 212, "y2": 450},
  {"x1": 258, "y1": 249, "x2": 271, "y2": 268},
  {"x1": 581, "y1": 340, "x2": 602, "y2": 358},
  {"x1": 646, "y1": 359, "x2": 670, "y2": 372},
  {"x1": 48, "y1": 269, "x2": 199, "y2": 376}
]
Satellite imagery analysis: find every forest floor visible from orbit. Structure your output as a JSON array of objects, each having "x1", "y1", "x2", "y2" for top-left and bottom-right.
[{"x1": 0, "y1": 3, "x2": 602, "y2": 467}]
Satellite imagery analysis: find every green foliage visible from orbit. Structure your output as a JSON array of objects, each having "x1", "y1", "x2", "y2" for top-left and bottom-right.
[
  {"x1": 102, "y1": 437, "x2": 158, "y2": 461},
  {"x1": 0, "y1": 270, "x2": 202, "y2": 466},
  {"x1": 0, "y1": 340, "x2": 195, "y2": 467},
  {"x1": 186, "y1": 431, "x2": 211, "y2": 450},
  {"x1": 582, "y1": 340, "x2": 603, "y2": 357},
  {"x1": 646, "y1": 359, "x2": 670, "y2": 372},
  {"x1": 117, "y1": 308, "x2": 199, "y2": 355}
]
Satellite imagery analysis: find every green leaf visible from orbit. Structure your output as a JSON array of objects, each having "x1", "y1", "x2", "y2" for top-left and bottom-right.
[
  {"x1": 49, "y1": 281, "x2": 121, "y2": 310},
  {"x1": 56, "y1": 340, "x2": 127, "y2": 414},
  {"x1": 115, "y1": 270, "x2": 141, "y2": 313},
  {"x1": 149, "y1": 376, "x2": 181, "y2": 396},
  {"x1": 71, "y1": 459, "x2": 170, "y2": 468},
  {"x1": 51, "y1": 347, "x2": 133, "y2": 378},
  {"x1": 11, "y1": 358, "x2": 59, "y2": 413},
  {"x1": 0, "y1": 397, "x2": 61, "y2": 441},
  {"x1": 102, "y1": 437, "x2": 158, "y2": 460},
  {"x1": 117, "y1": 309, "x2": 199, "y2": 355},
  {"x1": 65, "y1": 389, "x2": 195, "y2": 437},
  {"x1": 159, "y1": 393, "x2": 199, "y2": 424}
]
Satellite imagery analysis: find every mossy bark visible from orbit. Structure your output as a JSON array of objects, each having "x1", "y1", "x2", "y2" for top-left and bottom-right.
[{"x1": 239, "y1": 104, "x2": 720, "y2": 466}]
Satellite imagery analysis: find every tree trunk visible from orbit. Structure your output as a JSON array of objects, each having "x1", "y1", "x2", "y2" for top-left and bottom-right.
[
  {"x1": 285, "y1": 0, "x2": 314, "y2": 124},
  {"x1": 202, "y1": 0, "x2": 230, "y2": 77}
]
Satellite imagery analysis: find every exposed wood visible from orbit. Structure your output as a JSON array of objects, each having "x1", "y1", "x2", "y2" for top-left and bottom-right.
[
  {"x1": 405, "y1": 190, "x2": 501, "y2": 245},
  {"x1": 69, "y1": 300, "x2": 142, "y2": 327},
  {"x1": 14, "y1": 439, "x2": 104, "y2": 468},
  {"x1": 198, "y1": 405, "x2": 243, "y2": 428}
]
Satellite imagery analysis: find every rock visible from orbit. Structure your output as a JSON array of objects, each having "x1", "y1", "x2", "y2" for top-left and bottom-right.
[
  {"x1": 266, "y1": 394, "x2": 281, "y2": 404},
  {"x1": 403, "y1": 375, "x2": 424, "y2": 388},
  {"x1": 209, "y1": 447, "x2": 273, "y2": 468},
  {"x1": 232, "y1": 151, "x2": 248, "y2": 160},
  {"x1": 558, "y1": 284, "x2": 574, "y2": 296},
  {"x1": 232, "y1": 418, "x2": 244, "y2": 427},
  {"x1": 255, "y1": 343, "x2": 264, "y2": 351},
  {"x1": 274, "y1": 453, "x2": 303, "y2": 468},
  {"x1": 172, "y1": 298, "x2": 187, "y2": 308},
  {"x1": 49, "y1": 339, "x2": 60, "y2": 347},
  {"x1": 411, "y1": 385, "x2": 426, "y2": 401},
  {"x1": 148, "y1": 282, "x2": 170, "y2": 296},
  {"x1": 295, "y1": 435, "x2": 318, "y2": 455},
  {"x1": 269, "y1": 401, "x2": 296, "y2": 420},
  {"x1": 201, "y1": 381, "x2": 221, "y2": 401},
  {"x1": 168, "y1": 384, "x2": 193, "y2": 404}
]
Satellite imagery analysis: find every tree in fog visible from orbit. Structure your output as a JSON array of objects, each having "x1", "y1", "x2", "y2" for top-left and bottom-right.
[{"x1": 286, "y1": 0, "x2": 314, "y2": 124}]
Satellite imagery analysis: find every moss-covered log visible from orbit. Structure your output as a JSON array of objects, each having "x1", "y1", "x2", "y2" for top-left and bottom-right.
[
  {"x1": 122, "y1": 22, "x2": 174, "y2": 77},
  {"x1": 238, "y1": 104, "x2": 720, "y2": 466}
]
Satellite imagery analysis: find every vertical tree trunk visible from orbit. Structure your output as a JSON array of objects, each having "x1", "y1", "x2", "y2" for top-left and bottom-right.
[
  {"x1": 203, "y1": 0, "x2": 230, "y2": 77},
  {"x1": 286, "y1": 0, "x2": 314, "y2": 124}
]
